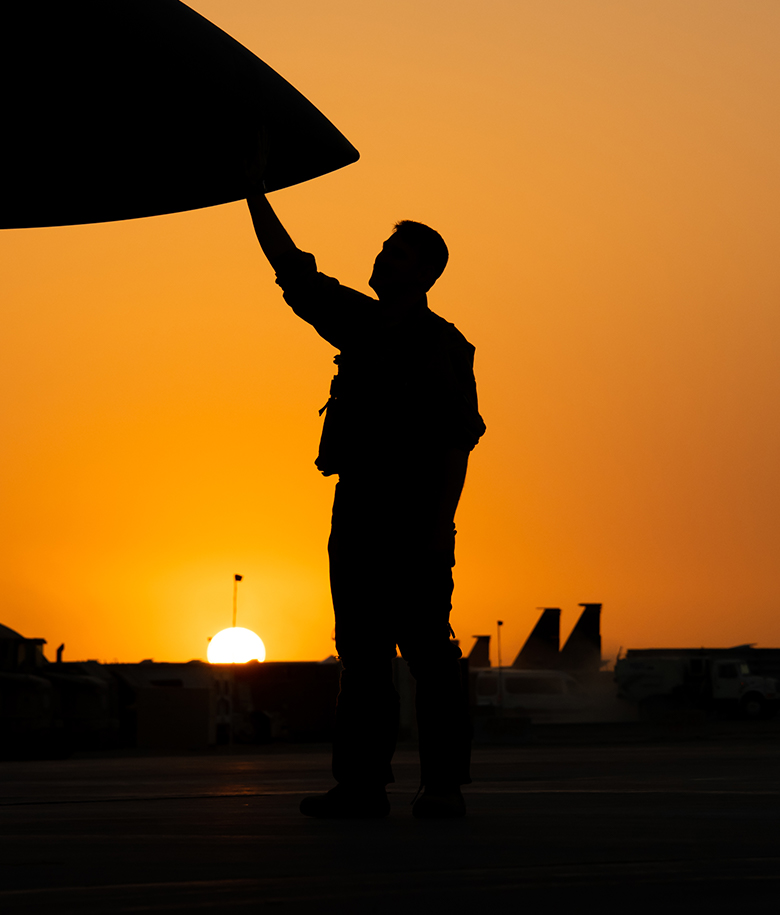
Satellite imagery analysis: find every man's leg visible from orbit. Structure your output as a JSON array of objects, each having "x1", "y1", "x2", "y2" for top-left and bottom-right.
[
  {"x1": 395, "y1": 460, "x2": 472, "y2": 817},
  {"x1": 397, "y1": 546, "x2": 472, "y2": 793},
  {"x1": 299, "y1": 480, "x2": 398, "y2": 817},
  {"x1": 329, "y1": 479, "x2": 401, "y2": 788},
  {"x1": 330, "y1": 658, "x2": 399, "y2": 788}
]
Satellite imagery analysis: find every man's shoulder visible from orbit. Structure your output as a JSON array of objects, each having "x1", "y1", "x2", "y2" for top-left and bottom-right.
[
  {"x1": 275, "y1": 249, "x2": 373, "y2": 303},
  {"x1": 426, "y1": 309, "x2": 476, "y2": 355},
  {"x1": 336, "y1": 283, "x2": 376, "y2": 307}
]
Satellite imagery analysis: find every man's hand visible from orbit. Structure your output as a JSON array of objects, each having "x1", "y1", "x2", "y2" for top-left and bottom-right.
[
  {"x1": 243, "y1": 123, "x2": 269, "y2": 196},
  {"x1": 247, "y1": 192, "x2": 297, "y2": 271}
]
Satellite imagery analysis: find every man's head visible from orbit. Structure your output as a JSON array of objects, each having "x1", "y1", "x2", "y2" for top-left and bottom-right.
[{"x1": 369, "y1": 220, "x2": 449, "y2": 301}]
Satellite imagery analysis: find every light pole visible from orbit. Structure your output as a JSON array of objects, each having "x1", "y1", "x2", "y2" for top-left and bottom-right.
[
  {"x1": 229, "y1": 573, "x2": 243, "y2": 747},
  {"x1": 497, "y1": 619, "x2": 504, "y2": 711},
  {"x1": 232, "y1": 573, "x2": 243, "y2": 628}
]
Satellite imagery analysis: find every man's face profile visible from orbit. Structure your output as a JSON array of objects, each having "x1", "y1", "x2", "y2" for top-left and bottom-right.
[{"x1": 369, "y1": 232, "x2": 428, "y2": 300}]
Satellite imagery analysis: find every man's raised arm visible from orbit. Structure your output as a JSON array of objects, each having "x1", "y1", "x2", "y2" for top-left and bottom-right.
[
  {"x1": 247, "y1": 192, "x2": 297, "y2": 272},
  {"x1": 247, "y1": 191, "x2": 346, "y2": 348}
]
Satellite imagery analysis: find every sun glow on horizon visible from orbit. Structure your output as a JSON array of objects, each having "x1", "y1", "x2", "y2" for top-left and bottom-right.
[{"x1": 207, "y1": 627, "x2": 266, "y2": 664}]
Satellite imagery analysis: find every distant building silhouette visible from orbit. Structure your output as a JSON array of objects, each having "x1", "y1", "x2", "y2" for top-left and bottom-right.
[
  {"x1": 0, "y1": 623, "x2": 114, "y2": 758},
  {"x1": 0, "y1": 622, "x2": 46, "y2": 672}
]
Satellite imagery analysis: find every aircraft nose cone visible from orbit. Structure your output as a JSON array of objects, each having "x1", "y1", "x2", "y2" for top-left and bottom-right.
[{"x1": 1, "y1": 0, "x2": 359, "y2": 228}]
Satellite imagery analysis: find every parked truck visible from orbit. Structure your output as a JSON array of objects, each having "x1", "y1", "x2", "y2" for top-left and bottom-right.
[{"x1": 614, "y1": 652, "x2": 778, "y2": 720}]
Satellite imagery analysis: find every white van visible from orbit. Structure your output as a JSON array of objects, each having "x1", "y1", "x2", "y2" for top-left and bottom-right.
[{"x1": 474, "y1": 669, "x2": 591, "y2": 721}]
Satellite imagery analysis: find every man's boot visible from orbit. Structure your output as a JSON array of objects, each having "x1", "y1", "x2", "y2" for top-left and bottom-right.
[
  {"x1": 299, "y1": 784, "x2": 390, "y2": 819},
  {"x1": 412, "y1": 784, "x2": 466, "y2": 819}
]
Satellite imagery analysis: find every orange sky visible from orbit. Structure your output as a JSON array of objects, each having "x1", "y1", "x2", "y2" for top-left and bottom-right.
[{"x1": 2, "y1": 0, "x2": 779, "y2": 665}]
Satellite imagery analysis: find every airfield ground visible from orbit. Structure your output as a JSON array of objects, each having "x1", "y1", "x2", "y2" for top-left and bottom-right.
[{"x1": 2, "y1": 721, "x2": 780, "y2": 913}]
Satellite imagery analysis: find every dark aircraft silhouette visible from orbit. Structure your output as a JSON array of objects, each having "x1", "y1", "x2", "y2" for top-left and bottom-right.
[
  {"x1": 467, "y1": 604, "x2": 603, "y2": 673},
  {"x1": 512, "y1": 607, "x2": 561, "y2": 670},
  {"x1": 1, "y1": 0, "x2": 359, "y2": 228}
]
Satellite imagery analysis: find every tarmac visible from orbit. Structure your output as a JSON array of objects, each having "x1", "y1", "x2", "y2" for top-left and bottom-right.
[{"x1": 2, "y1": 723, "x2": 780, "y2": 913}]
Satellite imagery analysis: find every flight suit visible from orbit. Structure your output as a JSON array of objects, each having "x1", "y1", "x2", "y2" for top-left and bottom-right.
[{"x1": 275, "y1": 249, "x2": 485, "y2": 787}]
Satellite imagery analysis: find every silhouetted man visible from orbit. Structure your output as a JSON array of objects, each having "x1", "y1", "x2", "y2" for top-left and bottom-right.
[{"x1": 248, "y1": 194, "x2": 485, "y2": 817}]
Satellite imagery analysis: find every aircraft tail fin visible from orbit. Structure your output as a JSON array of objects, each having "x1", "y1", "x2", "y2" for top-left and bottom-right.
[
  {"x1": 512, "y1": 608, "x2": 561, "y2": 669},
  {"x1": 560, "y1": 603, "x2": 602, "y2": 672},
  {"x1": 467, "y1": 636, "x2": 491, "y2": 669}
]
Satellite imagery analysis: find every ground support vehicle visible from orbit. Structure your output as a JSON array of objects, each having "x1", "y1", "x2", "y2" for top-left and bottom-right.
[
  {"x1": 473, "y1": 669, "x2": 591, "y2": 723},
  {"x1": 614, "y1": 653, "x2": 778, "y2": 720}
]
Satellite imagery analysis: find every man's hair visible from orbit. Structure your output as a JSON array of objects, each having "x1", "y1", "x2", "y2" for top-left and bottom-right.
[{"x1": 393, "y1": 220, "x2": 449, "y2": 289}]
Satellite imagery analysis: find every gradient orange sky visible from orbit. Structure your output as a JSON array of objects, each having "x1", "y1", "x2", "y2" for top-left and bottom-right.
[{"x1": 2, "y1": 0, "x2": 779, "y2": 665}]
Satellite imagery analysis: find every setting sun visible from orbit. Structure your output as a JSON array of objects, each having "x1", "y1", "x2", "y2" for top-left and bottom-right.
[{"x1": 207, "y1": 627, "x2": 266, "y2": 664}]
